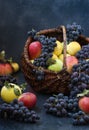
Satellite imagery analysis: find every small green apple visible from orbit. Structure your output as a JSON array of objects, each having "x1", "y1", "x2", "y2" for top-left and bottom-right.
[{"x1": 48, "y1": 59, "x2": 63, "y2": 72}]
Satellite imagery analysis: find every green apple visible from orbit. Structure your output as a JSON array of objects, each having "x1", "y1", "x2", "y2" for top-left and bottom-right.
[{"x1": 48, "y1": 59, "x2": 63, "y2": 72}]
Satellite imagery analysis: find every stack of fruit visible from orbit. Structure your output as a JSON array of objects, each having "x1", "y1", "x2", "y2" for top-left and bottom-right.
[
  {"x1": 27, "y1": 23, "x2": 82, "y2": 76},
  {"x1": 0, "y1": 50, "x2": 19, "y2": 75},
  {"x1": 0, "y1": 81, "x2": 40, "y2": 123},
  {"x1": 0, "y1": 50, "x2": 40, "y2": 123}
]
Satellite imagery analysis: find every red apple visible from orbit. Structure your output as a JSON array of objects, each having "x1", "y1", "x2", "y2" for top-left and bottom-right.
[
  {"x1": 28, "y1": 41, "x2": 42, "y2": 60},
  {"x1": 0, "y1": 63, "x2": 13, "y2": 76},
  {"x1": 79, "y1": 97, "x2": 89, "y2": 114},
  {"x1": 66, "y1": 56, "x2": 78, "y2": 73},
  {"x1": 18, "y1": 92, "x2": 37, "y2": 109}
]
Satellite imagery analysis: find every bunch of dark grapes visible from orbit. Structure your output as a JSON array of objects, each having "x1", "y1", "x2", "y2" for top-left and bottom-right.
[
  {"x1": 0, "y1": 75, "x2": 17, "y2": 90},
  {"x1": 33, "y1": 35, "x2": 56, "y2": 68},
  {"x1": 33, "y1": 52, "x2": 53, "y2": 68},
  {"x1": 0, "y1": 99, "x2": 40, "y2": 123},
  {"x1": 27, "y1": 29, "x2": 57, "y2": 68},
  {"x1": 72, "y1": 60, "x2": 89, "y2": 74},
  {"x1": 43, "y1": 93, "x2": 79, "y2": 117},
  {"x1": 69, "y1": 60, "x2": 89, "y2": 98},
  {"x1": 43, "y1": 93, "x2": 89, "y2": 126},
  {"x1": 66, "y1": 22, "x2": 83, "y2": 43},
  {"x1": 72, "y1": 111, "x2": 89, "y2": 125},
  {"x1": 27, "y1": 29, "x2": 37, "y2": 38},
  {"x1": 34, "y1": 35, "x2": 56, "y2": 53},
  {"x1": 32, "y1": 69, "x2": 45, "y2": 81},
  {"x1": 76, "y1": 44, "x2": 89, "y2": 61}
]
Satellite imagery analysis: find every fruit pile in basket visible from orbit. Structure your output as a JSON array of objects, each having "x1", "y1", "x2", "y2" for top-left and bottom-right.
[
  {"x1": 21, "y1": 22, "x2": 89, "y2": 94},
  {"x1": 0, "y1": 50, "x2": 19, "y2": 75},
  {"x1": 28, "y1": 35, "x2": 80, "y2": 74},
  {"x1": 27, "y1": 23, "x2": 83, "y2": 74}
]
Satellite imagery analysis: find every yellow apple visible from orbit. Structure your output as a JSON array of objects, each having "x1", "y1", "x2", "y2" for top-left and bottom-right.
[
  {"x1": 1, "y1": 83, "x2": 22, "y2": 103},
  {"x1": 67, "y1": 41, "x2": 81, "y2": 56},
  {"x1": 53, "y1": 40, "x2": 63, "y2": 56}
]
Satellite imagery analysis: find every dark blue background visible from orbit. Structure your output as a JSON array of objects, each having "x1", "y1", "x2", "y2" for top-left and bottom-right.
[
  {"x1": 0, "y1": 0, "x2": 89, "y2": 62},
  {"x1": 0, "y1": 0, "x2": 89, "y2": 130}
]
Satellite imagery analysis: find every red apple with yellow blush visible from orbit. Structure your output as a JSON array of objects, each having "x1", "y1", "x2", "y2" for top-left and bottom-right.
[
  {"x1": 66, "y1": 56, "x2": 78, "y2": 73},
  {"x1": 0, "y1": 63, "x2": 13, "y2": 76},
  {"x1": 28, "y1": 41, "x2": 42, "y2": 60},
  {"x1": 18, "y1": 92, "x2": 37, "y2": 109}
]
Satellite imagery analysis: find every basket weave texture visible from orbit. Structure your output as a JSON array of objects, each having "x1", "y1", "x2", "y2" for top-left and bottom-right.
[{"x1": 21, "y1": 26, "x2": 89, "y2": 94}]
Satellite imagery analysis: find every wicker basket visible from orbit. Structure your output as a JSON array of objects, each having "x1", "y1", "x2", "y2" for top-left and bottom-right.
[{"x1": 21, "y1": 26, "x2": 89, "y2": 94}]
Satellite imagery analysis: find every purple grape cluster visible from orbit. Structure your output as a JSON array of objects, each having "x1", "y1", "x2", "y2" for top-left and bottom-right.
[
  {"x1": 66, "y1": 22, "x2": 83, "y2": 43},
  {"x1": 32, "y1": 69, "x2": 45, "y2": 81},
  {"x1": 27, "y1": 29, "x2": 57, "y2": 69},
  {"x1": 33, "y1": 52, "x2": 53, "y2": 68},
  {"x1": 33, "y1": 35, "x2": 56, "y2": 68},
  {"x1": 69, "y1": 60, "x2": 89, "y2": 98},
  {"x1": 43, "y1": 93, "x2": 79, "y2": 118},
  {"x1": 72, "y1": 111, "x2": 89, "y2": 125},
  {"x1": 43, "y1": 92, "x2": 89, "y2": 126},
  {"x1": 76, "y1": 44, "x2": 89, "y2": 61},
  {"x1": 27, "y1": 29, "x2": 37, "y2": 37},
  {"x1": 0, "y1": 99, "x2": 40, "y2": 123}
]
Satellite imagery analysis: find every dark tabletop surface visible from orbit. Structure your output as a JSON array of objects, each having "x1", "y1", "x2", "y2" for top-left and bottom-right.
[{"x1": 0, "y1": 0, "x2": 89, "y2": 130}]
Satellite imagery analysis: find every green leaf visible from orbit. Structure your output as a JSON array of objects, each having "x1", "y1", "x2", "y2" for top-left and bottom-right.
[
  {"x1": 0, "y1": 50, "x2": 13, "y2": 63},
  {"x1": 14, "y1": 87, "x2": 21, "y2": 96},
  {"x1": 4, "y1": 81, "x2": 10, "y2": 88},
  {"x1": 0, "y1": 50, "x2": 5, "y2": 61},
  {"x1": 7, "y1": 57, "x2": 13, "y2": 63},
  {"x1": 77, "y1": 89, "x2": 89, "y2": 97},
  {"x1": 46, "y1": 58, "x2": 56, "y2": 66},
  {"x1": 20, "y1": 83, "x2": 27, "y2": 91}
]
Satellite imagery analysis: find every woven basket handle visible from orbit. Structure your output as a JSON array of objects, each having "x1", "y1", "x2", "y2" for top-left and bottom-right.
[{"x1": 60, "y1": 25, "x2": 67, "y2": 69}]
